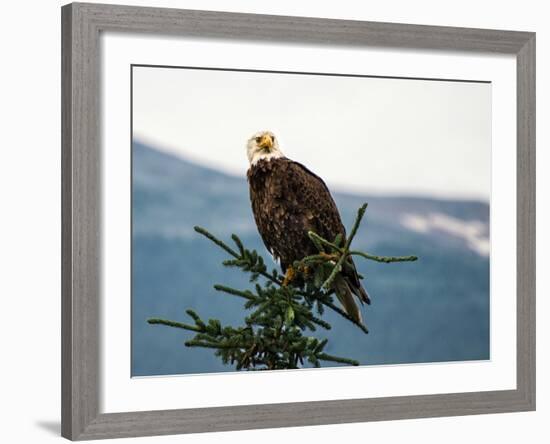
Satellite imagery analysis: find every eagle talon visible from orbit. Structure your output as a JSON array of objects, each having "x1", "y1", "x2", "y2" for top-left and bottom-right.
[
  {"x1": 294, "y1": 263, "x2": 310, "y2": 276},
  {"x1": 282, "y1": 266, "x2": 296, "y2": 286}
]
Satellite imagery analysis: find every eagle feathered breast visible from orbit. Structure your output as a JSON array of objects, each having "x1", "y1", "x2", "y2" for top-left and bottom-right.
[{"x1": 247, "y1": 157, "x2": 370, "y2": 321}]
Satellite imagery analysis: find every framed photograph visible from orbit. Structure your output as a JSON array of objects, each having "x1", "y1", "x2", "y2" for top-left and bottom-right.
[{"x1": 61, "y1": 2, "x2": 535, "y2": 440}]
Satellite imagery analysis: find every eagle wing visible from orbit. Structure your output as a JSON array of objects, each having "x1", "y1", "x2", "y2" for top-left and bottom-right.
[{"x1": 286, "y1": 160, "x2": 346, "y2": 245}]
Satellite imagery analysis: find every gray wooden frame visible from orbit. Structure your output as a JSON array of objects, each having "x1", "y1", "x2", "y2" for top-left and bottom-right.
[{"x1": 61, "y1": 2, "x2": 536, "y2": 440}]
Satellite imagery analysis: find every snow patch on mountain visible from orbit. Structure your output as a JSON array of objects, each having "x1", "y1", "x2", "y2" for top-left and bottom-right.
[{"x1": 401, "y1": 213, "x2": 489, "y2": 256}]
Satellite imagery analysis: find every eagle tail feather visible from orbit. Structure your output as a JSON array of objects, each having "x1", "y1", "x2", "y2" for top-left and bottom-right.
[
  {"x1": 333, "y1": 275, "x2": 362, "y2": 323},
  {"x1": 354, "y1": 282, "x2": 371, "y2": 306}
]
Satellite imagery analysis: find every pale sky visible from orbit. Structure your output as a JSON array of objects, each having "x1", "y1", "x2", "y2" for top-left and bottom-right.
[{"x1": 132, "y1": 66, "x2": 491, "y2": 201}]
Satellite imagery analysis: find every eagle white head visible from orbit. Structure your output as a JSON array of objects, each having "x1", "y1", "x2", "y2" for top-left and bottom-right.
[{"x1": 246, "y1": 130, "x2": 285, "y2": 166}]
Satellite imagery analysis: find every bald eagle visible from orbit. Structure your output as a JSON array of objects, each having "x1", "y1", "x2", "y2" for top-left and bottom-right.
[{"x1": 246, "y1": 131, "x2": 370, "y2": 322}]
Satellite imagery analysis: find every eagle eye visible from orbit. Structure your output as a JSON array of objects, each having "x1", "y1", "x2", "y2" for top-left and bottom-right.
[{"x1": 255, "y1": 137, "x2": 261, "y2": 143}]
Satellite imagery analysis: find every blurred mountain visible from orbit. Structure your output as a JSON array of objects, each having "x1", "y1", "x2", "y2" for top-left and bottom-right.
[{"x1": 132, "y1": 140, "x2": 490, "y2": 376}]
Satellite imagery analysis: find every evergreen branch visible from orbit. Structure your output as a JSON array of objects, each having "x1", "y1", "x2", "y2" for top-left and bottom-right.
[
  {"x1": 317, "y1": 353, "x2": 360, "y2": 366},
  {"x1": 194, "y1": 226, "x2": 240, "y2": 258},
  {"x1": 307, "y1": 231, "x2": 343, "y2": 253},
  {"x1": 185, "y1": 340, "x2": 244, "y2": 350},
  {"x1": 321, "y1": 203, "x2": 368, "y2": 290},
  {"x1": 147, "y1": 318, "x2": 203, "y2": 332},
  {"x1": 307, "y1": 315, "x2": 332, "y2": 330},
  {"x1": 292, "y1": 287, "x2": 367, "y2": 335},
  {"x1": 300, "y1": 254, "x2": 330, "y2": 265},
  {"x1": 261, "y1": 272, "x2": 283, "y2": 286},
  {"x1": 195, "y1": 226, "x2": 284, "y2": 287},
  {"x1": 350, "y1": 251, "x2": 418, "y2": 263},
  {"x1": 213, "y1": 284, "x2": 256, "y2": 300},
  {"x1": 231, "y1": 234, "x2": 245, "y2": 255},
  {"x1": 318, "y1": 298, "x2": 369, "y2": 334},
  {"x1": 185, "y1": 309, "x2": 205, "y2": 327},
  {"x1": 347, "y1": 203, "x2": 369, "y2": 248}
]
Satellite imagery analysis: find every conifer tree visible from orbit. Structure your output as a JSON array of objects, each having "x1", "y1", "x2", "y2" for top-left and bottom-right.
[{"x1": 148, "y1": 203, "x2": 417, "y2": 370}]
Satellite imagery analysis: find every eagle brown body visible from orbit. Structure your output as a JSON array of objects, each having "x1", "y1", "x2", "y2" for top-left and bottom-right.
[{"x1": 247, "y1": 156, "x2": 370, "y2": 321}]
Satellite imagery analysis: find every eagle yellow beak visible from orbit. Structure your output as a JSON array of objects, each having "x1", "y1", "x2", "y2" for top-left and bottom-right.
[{"x1": 258, "y1": 134, "x2": 273, "y2": 150}]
